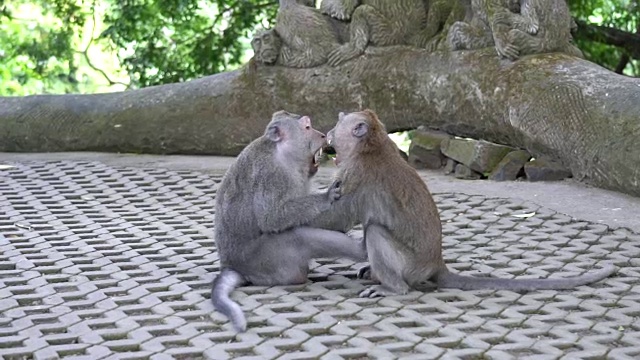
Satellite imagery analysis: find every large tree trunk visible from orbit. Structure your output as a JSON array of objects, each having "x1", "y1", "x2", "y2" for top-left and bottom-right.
[{"x1": 1, "y1": 47, "x2": 639, "y2": 197}]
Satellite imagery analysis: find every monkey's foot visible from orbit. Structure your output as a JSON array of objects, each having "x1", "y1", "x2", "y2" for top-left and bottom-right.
[
  {"x1": 359, "y1": 285, "x2": 396, "y2": 298},
  {"x1": 357, "y1": 265, "x2": 371, "y2": 280},
  {"x1": 328, "y1": 45, "x2": 362, "y2": 67}
]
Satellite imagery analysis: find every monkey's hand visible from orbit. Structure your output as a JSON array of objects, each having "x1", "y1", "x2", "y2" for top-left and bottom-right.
[
  {"x1": 327, "y1": 180, "x2": 342, "y2": 203},
  {"x1": 321, "y1": 0, "x2": 357, "y2": 20},
  {"x1": 494, "y1": 38, "x2": 520, "y2": 61}
]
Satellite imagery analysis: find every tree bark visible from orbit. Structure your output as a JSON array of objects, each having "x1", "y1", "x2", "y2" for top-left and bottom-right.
[{"x1": 1, "y1": 47, "x2": 639, "y2": 197}]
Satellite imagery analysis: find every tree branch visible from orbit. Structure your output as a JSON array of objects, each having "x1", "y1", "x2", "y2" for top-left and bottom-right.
[
  {"x1": 74, "y1": 10, "x2": 130, "y2": 88},
  {"x1": 574, "y1": 19, "x2": 640, "y2": 60}
]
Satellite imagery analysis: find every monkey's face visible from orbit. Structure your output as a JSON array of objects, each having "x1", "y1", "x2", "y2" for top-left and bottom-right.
[
  {"x1": 251, "y1": 30, "x2": 281, "y2": 65},
  {"x1": 267, "y1": 110, "x2": 327, "y2": 175},
  {"x1": 327, "y1": 111, "x2": 371, "y2": 165}
]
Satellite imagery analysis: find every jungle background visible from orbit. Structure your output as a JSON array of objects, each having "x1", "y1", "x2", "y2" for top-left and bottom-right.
[{"x1": 0, "y1": 0, "x2": 638, "y2": 148}]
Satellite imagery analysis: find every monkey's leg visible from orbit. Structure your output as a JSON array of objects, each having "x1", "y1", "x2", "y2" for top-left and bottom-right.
[
  {"x1": 409, "y1": 2, "x2": 451, "y2": 48},
  {"x1": 446, "y1": 21, "x2": 493, "y2": 51},
  {"x1": 507, "y1": 28, "x2": 541, "y2": 56},
  {"x1": 293, "y1": 227, "x2": 368, "y2": 262},
  {"x1": 327, "y1": 5, "x2": 384, "y2": 66},
  {"x1": 562, "y1": 42, "x2": 585, "y2": 59},
  {"x1": 359, "y1": 224, "x2": 411, "y2": 298},
  {"x1": 239, "y1": 232, "x2": 312, "y2": 286}
]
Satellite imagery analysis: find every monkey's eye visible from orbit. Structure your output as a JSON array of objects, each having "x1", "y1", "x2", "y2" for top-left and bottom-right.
[{"x1": 305, "y1": 125, "x2": 310, "y2": 130}]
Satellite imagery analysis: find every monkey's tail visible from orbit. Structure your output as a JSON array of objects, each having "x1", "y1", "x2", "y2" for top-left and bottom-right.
[
  {"x1": 435, "y1": 264, "x2": 617, "y2": 291},
  {"x1": 211, "y1": 268, "x2": 247, "y2": 332}
]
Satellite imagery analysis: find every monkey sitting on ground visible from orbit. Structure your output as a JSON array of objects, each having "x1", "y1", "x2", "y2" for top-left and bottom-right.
[
  {"x1": 212, "y1": 110, "x2": 368, "y2": 331},
  {"x1": 324, "y1": 109, "x2": 616, "y2": 297}
]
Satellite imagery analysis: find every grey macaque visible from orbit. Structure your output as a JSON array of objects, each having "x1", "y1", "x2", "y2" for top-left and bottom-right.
[
  {"x1": 212, "y1": 110, "x2": 367, "y2": 332},
  {"x1": 324, "y1": 109, "x2": 616, "y2": 297}
]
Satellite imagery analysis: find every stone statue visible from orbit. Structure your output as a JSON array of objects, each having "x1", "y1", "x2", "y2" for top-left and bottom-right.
[
  {"x1": 251, "y1": 0, "x2": 347, "y2": 68},
  {"x1": 498, "y1": 0, "x2": 583, "y2": 59},
  {"x1": 417, "y1": 0, "x2": 470, "y2": 51},
  {"x1": 254, "y1": 0, "x2": 584, "y2": 68},
  {"x1": 321, "y1": 0, "x2": 429, "y2": 66},
  {"x1": 447, "y1": 0, "x2": 581, "y2": 60}
]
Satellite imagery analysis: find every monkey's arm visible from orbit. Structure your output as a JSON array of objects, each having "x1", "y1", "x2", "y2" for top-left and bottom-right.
[
  {"x1": 488, "y1": 4, "x2": 520, "y2": 59},
  {"x1": 413, "y1": 1, "x2": 451, "y2": 48},
  {"x1": 255, "y1": 190, "x2": 336, "y2": 234},
  {"x1": 320, "y1": 0, "x2": 359, "y2": 21}
]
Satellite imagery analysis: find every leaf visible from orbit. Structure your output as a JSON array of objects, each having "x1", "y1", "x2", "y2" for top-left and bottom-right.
[{"x1": 512, "y1": 212, "x2": 536, "y2": 218}]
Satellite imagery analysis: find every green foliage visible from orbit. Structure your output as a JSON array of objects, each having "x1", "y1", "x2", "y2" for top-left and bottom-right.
[
  {"x1": 102, "y1": 0, "x2": 277, "y2": 86},
  {"x1": 569, "y1": 0, "x2": 639, "y2": 75},
  {"x1": 0, "y1": 0, "x2": 638, "y2": 95}
]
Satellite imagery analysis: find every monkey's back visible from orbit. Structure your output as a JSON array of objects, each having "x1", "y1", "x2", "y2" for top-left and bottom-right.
[
  {"x1": 214, "y1": 139, "x2": 273, "y2": 264},
  {"x1": 342, "y1": 145, "x2": 443, "y2": 262}
]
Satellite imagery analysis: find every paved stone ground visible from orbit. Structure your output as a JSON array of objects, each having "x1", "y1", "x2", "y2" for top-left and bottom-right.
[{"x1": 1, "y1": 156, "x2": 640, "y2": 360}]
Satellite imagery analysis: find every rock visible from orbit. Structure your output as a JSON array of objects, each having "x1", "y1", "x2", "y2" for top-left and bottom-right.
[
  {"x1": 489, "y1": 150, "x2": 532, "y2": 181},
  {"x1": 441, "y1": 138, "x2": 515, "y2": 174},
  {"x1": 525, "y1": 157, "x2": 573, "y2": 181},
  {"x1": 444, "y1": 158, "x2": 457, "y2": 175},
  {"x1": 454, "y1": 164, "x2": 482, "y2": 180},
  {"x1": 408, "y1": 129, "x2": 451, "y2": 169}
]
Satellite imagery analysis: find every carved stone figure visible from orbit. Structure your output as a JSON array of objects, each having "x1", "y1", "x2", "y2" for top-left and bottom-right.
[
  {"x1": 417, "y1": 0, "x2": 471, "y2": 51},
  {"x1": 322, "y1": 0, "x2": 428, "y2": 66},
  {"x1": 320, "y1": 0, "x2": 359, "y2": 20},
  {"x1": 497, "y1": 0, "x2": 584, "y2": 59},
  {"x1": 446, "y1": 0, "x2": 522, "y2": 59},
  {"x1": 251, "y1": 29, "x2": 283, "y2": 65},
  {"x1": 448, "y1": 0, "x2": 581, "y2": 60},
  {"x1": 251, "y1": 0, "x2": 345, "y2": 68}
]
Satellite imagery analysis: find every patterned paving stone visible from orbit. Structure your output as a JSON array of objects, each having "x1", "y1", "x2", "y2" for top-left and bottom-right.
[{"x1": 1, "y1": 160, "x2": 640, "y2": 359}]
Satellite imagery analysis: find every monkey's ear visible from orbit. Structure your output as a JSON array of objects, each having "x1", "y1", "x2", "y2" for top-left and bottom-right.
[
  {"x1": 338, "y1": 112, "x2": 345, "y2": 121},
  {"x1": 266, "y1": 124, "x2": 282, "y2": 142},
  {"x1": 352, "y1": 122, "x2": 369, "y2": 138}
]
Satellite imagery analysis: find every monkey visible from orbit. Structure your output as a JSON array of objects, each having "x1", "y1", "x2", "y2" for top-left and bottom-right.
[
  {"x1": 211, "y1": 110, "x2": 368, "y2": 332},
  {"x1": 493, "y1": 0, "x2": 584, "y2": 60},
  {"x1": 323, "y1": 109, "x2": 616, "y2": 297},
  {"x1": 322, "y1": 0, "x2": 429, "y2": 66},
  {"x1": 447, "y1": 0, "x2": 524, "y2": 60},
  {"x1": 416, "y1": 0, "x2": 471, "y2": 51},
  {"x1": 251, "y1": 29, "x2": 283, "y2": 65},
  {"x1": 320, "y1": 0, "x2": 359, "y2": 20},
  {"x1": 251, "y1": 0, "x2": 350, "y2": 67}
]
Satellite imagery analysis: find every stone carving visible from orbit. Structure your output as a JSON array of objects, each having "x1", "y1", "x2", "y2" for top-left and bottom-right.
[
  {"x1": 446, "y1": 0, "x2": 523, "y2": 59},
  {"x1": 321, "y1": 0, "x2": 429, "y2": 66},
  {"x1": 320, "y1": 0, "x2": 360, "y2": 20},
  {"x1": 253, "y1": 0, "x2": 583, "y2": 68},
  {"x1": 447, "y1": 0, "x2": 581, "y2": 60},
  {"x1": 251, "y1": 0, "x2": 347, "y2": 68},
  {"x1": 498, "y1": 0, "x2": 583, "y2": 59},
  {"x1": 417, "y1": 0, "x2": 470, "y2": 51}
]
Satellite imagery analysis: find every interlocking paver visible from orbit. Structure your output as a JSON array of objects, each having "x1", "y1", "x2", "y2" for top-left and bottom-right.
[{"x1": 2, "y1": 160, "x2": 640, "y2": 359}]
